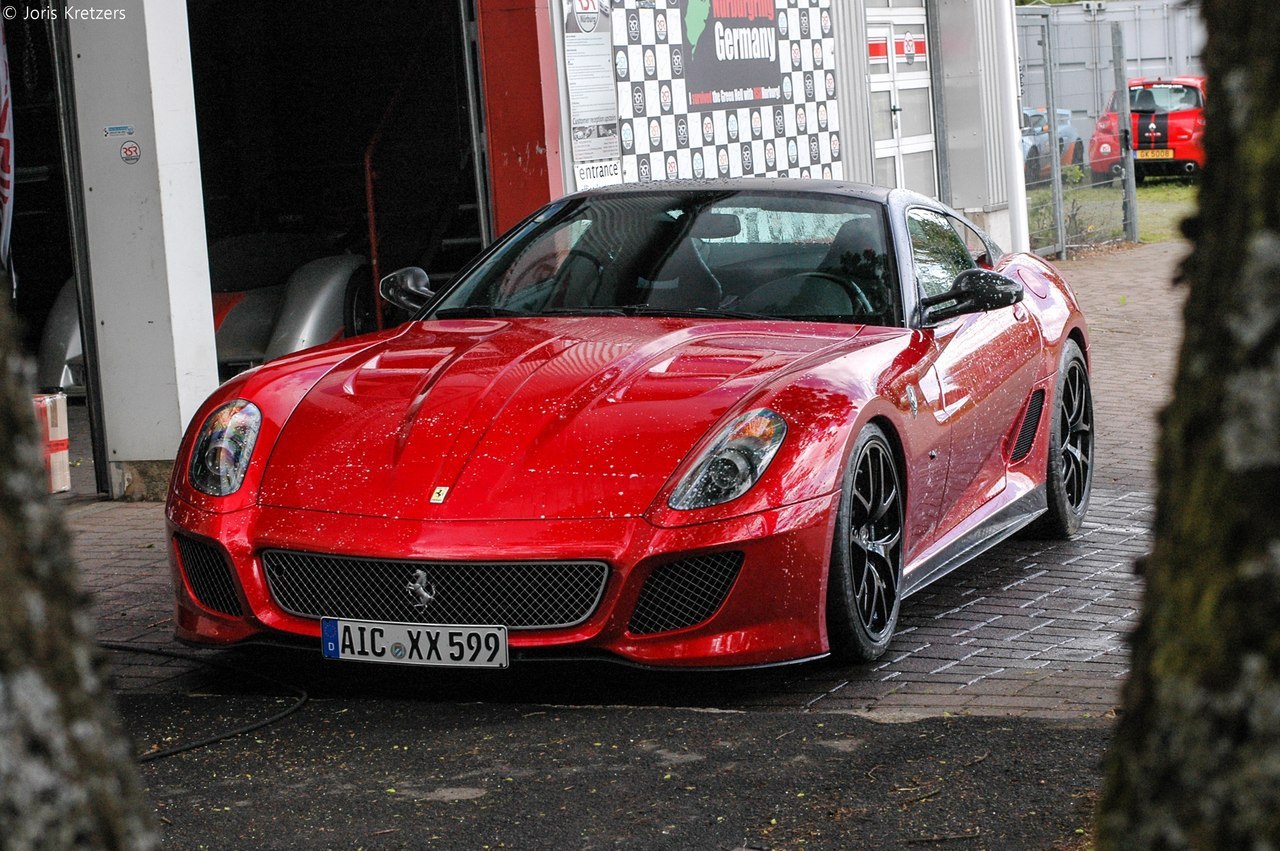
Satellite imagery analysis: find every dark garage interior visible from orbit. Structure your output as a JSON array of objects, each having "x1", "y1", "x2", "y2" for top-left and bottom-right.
[{"x1": 7, "y1": 1, "x2": 485, "y2": 361}]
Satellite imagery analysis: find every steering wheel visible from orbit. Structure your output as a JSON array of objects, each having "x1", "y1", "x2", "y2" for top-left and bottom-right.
[{"x1": 787, "y1": 271, "x2": 876, "y2": 316}]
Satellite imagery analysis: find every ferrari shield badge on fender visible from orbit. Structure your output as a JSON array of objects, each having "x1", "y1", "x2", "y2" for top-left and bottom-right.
[{"x1": 430, "y1": 486, "x2": 449, "y2": 504}]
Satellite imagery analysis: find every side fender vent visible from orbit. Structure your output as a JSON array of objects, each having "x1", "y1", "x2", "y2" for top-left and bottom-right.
[{"x1": 1011, "y1": 389, "x2": 1046, "y2": 462}]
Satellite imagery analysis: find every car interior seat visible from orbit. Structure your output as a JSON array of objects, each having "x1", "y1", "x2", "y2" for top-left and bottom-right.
[
  {"x1": 645, "y1": 238, "x2": 723, "y2": 310},
  {"x1": 1132, "y1": 88, "x2": 1158, "y2": 113},
  {"x1": 737, "y1": 216, "x2": 890, "y2": 322},
  {"x1": 819, "y1": 218, "x2": 887, "y2": 277}
]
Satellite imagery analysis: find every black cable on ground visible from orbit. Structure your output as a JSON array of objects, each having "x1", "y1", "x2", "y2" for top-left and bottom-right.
[{"x1": 98, "y1": 640, "x2": 309, "y2": 763}]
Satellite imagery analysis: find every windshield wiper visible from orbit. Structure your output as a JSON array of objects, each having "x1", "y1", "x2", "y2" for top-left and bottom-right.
[
  {"x1": 615, "y1": 305, "x2": 769, "y2": 320},
  {"x1": 536, "y1": 307, "x2": 628, "y2": 316},
  {"x1": 432, "y1": 306, "x2": 531, "y2": 318}
]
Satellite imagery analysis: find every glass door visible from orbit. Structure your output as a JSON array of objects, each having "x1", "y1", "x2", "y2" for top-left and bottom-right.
[{"x1": 866, "y1": 16, "x2": 936, "y2": 196}]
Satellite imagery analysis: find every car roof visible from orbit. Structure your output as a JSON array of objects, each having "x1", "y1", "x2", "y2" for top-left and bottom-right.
[{"x1": 561, "y1": 178, "x2": 895, "y2": 206}]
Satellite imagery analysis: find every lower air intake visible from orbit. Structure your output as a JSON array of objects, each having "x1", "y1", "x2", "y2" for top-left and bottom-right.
[
  {"x1": 176, "y1": 535, "x2": 242, "y2": 616},
  {"x1": 629, "y1": 551, "x2": 744, "y2": 636}
]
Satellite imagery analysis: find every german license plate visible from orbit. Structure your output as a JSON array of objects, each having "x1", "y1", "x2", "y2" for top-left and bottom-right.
[
  {"x1": 321, "y1": 617, "x2": 509, "y2": 669},
  {"x1": 1136, "y1": 149, "x2": 1174, "y2": 160}
]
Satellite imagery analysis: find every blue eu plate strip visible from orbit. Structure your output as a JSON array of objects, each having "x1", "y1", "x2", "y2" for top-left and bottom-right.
[{"x1": 321, "y1": 617, "x2": 340, "y2": 659}]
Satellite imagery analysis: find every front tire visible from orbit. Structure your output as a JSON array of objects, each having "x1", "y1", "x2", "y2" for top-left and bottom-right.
[
  {"x1": 1031, "y1": 339, "x2": 1094, "y2": 538},
  {"x1": 827, "y1": 424, "x2": 905, "y2": 662},
  {"x1": 1025, "y1": 149, "x2": 1041, "y2": 185}
]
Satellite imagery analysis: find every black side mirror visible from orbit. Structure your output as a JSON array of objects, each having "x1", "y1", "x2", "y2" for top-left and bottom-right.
[
  {"x1": 921, "y1": 268, "x2": 1024, "y2": 324},
  {"x1": 379, "y1": 267, "x2": 435, "y2": 312}
]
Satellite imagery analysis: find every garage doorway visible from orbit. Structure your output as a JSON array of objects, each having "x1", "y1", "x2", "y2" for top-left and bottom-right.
[{"x1": 187, "y1": 0, "x2": 491, "y2": 341}]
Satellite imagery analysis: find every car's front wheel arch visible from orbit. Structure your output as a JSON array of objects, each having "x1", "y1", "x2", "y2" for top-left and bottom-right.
[{"x1": 825, "y1": 420, "x2": 907, "y2": 663}]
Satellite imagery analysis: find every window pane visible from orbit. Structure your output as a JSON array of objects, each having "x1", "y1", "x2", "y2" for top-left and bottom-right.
[
  {"x1": 896, "y1": 31, "x2": 927, "y2": 70},
  {"x1": 903, "y1": 150, "x2": 937, "y2": 197},
  {"x1": 950, "y1": 217, "x2": 994, "y2": 267},
  {"x1": 871, "y1": 91, "x2": 895, "y2": 142},
  {"x1": 1129, "y1": 83, "x2": 1202, "y2": 114},
  {"x1": 874, "y1": 156, "x2": 897, "y2": 188},
  {"x1": 908, "y1": 208, "x2": 974, "y2": 299},
  {"x1": 898, "y1": 87, "x2": 933, "y2": 138}
]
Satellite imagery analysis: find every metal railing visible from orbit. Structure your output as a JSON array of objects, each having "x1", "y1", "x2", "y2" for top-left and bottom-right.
[{"x1": 1018, "y1": 9, "x2": 1141, "y2": 258}]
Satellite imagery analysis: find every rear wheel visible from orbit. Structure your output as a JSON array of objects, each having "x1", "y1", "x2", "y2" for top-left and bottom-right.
[
  {"x1": 827, "y1": 424, "x2": 904, "y2": 662},
  {"x1": 1030, "y1": 339, "x2": 1094, "y2": 538}
]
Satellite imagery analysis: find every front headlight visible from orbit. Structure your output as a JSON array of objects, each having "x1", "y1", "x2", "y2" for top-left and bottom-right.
[
  {"x1": 668, "y1": 409, "x2": 787, "y2": 510},
  {"x1": 189, "y1": 400, "x2": 262, "y2": 496}
]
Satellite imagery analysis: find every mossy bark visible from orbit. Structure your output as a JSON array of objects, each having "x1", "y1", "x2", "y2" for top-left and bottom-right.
[
  {"x1": 0, "y1": 300, "x2": 155, "y2": 847},
  {"x1": 1098, "y1": 1, "x2": 1280, "y2": 845}
]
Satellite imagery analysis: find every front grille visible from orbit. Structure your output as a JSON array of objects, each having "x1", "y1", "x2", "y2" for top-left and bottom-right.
[
  {"x1": 1011, "y1": 389, "x2": 1046, "y2": 462},
  {"x1": 176, "y1": 536, "x2": 242, "y2": 616},
  {"x1": 629, "y1": 551, "x2": 744, "y2": 636},
  {"x1": 262, "y1": 551, "x2": 609, "y2": 630}
]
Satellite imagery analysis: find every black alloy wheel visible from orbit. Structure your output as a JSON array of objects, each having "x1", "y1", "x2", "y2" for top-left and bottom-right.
[
  {"x1": 828, "y1": 424, "x2": 904, "y2": 662},
  {"x1": 1059, "y1": 356, "x2": 1093, "y2": 510},
  {"x1": 1031, "y1": 339, "x2": 1094, "y2": 539}
]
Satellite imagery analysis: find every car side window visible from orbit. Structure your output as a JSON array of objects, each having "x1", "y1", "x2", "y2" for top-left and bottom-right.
[
  {"x1": 907, "y1": 208, "x2": 976, "y2": 299},
  {"x1": 949, "y1": 217, "x2": 994, "y2": 269}
]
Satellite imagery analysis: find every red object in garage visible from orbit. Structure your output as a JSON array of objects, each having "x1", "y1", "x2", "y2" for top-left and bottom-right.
[{"x1": 477, "y1": 0, "x2": 555, "y2": 235}]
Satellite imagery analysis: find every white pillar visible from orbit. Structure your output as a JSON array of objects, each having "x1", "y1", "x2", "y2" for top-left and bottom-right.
[
  {"x1": 993, "y1": 0, "x2": 1030, "y2": 253},
  {"x1": 65, "y1": 0, "x2": 218, "y2": 496}
]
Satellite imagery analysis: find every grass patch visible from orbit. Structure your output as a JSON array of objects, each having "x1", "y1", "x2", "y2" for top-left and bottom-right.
[
  {"x1": 1027, "y1": 177, "x2": 1197, "y2": 255},
  {"x1": 1136, "y1": 180, "x2": 1197, "y2": 244},
  {"x1": 1027, "y1": 180, "x2": 1127, "y2": 254}
]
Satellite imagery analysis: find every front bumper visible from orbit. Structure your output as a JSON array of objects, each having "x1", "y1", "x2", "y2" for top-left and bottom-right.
[{"x1": 166, "y1": 492, "x2": 840, "y2": 668}]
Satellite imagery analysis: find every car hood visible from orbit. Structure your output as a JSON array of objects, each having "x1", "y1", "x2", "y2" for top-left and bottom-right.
[{"x1": 258, "y1": 316, "x2": 866, "y2": 520}]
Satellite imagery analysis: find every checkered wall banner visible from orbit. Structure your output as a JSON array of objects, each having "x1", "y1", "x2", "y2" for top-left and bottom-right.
[{"x1": 613, "y1": 0, "x2": 842, "y2": 184}]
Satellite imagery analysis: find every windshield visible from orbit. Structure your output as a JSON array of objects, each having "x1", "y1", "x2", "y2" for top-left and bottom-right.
[
  {"x1": 1112, "y1": 83, "x2": 1203, "y2": 114},
  {"x1": 430, "y1": 190, "x2": 898, "y2": 326}
]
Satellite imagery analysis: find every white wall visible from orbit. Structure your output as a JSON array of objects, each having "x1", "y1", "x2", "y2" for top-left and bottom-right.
[{"x1": 66, "y1": 0, "x2": 217, "y2": 494}]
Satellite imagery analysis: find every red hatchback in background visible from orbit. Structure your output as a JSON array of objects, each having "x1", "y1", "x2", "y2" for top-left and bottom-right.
[{"x1": 1089, "y1": 76, "x2": 1206, "y2": 183}]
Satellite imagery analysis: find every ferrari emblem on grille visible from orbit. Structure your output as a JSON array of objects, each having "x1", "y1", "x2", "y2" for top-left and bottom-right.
[
  {"x1": 430, "y1": 487, "x2": 449, "y2": 504},
  {"x1": 406, "y1": 569, "x2": 438, "y2": 608}
]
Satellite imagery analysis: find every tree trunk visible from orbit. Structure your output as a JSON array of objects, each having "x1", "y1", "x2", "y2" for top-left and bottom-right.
[
  {"x1": 1099, "y1": 0, "x2": 1280, "y2": 845},
  {"x1": 0, "y1": 300, "x2": 155, "y2": 847}
]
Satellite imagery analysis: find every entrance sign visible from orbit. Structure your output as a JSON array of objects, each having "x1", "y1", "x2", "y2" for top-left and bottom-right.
[{"x1": 562, "y1": 0, "x2": 624, "y2": 188}]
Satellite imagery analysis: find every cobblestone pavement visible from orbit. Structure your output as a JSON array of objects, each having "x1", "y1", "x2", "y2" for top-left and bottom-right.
[{"x1": 64, "y1": 241, "x2": 1186, "y2": 721}]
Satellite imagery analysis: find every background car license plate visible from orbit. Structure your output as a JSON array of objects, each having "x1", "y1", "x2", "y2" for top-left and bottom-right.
[
  {"x1": 1136, "y1": 149, "x2": 1174, "y2": 160},
  {"x1": 321, "y1": 617, "x2": 508, "y2": 668}
]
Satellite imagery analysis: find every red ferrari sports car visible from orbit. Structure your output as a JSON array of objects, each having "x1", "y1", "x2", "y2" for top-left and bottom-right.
[{"x1": 167, "y1": 181, "x2": 1093, "y2": 669}]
